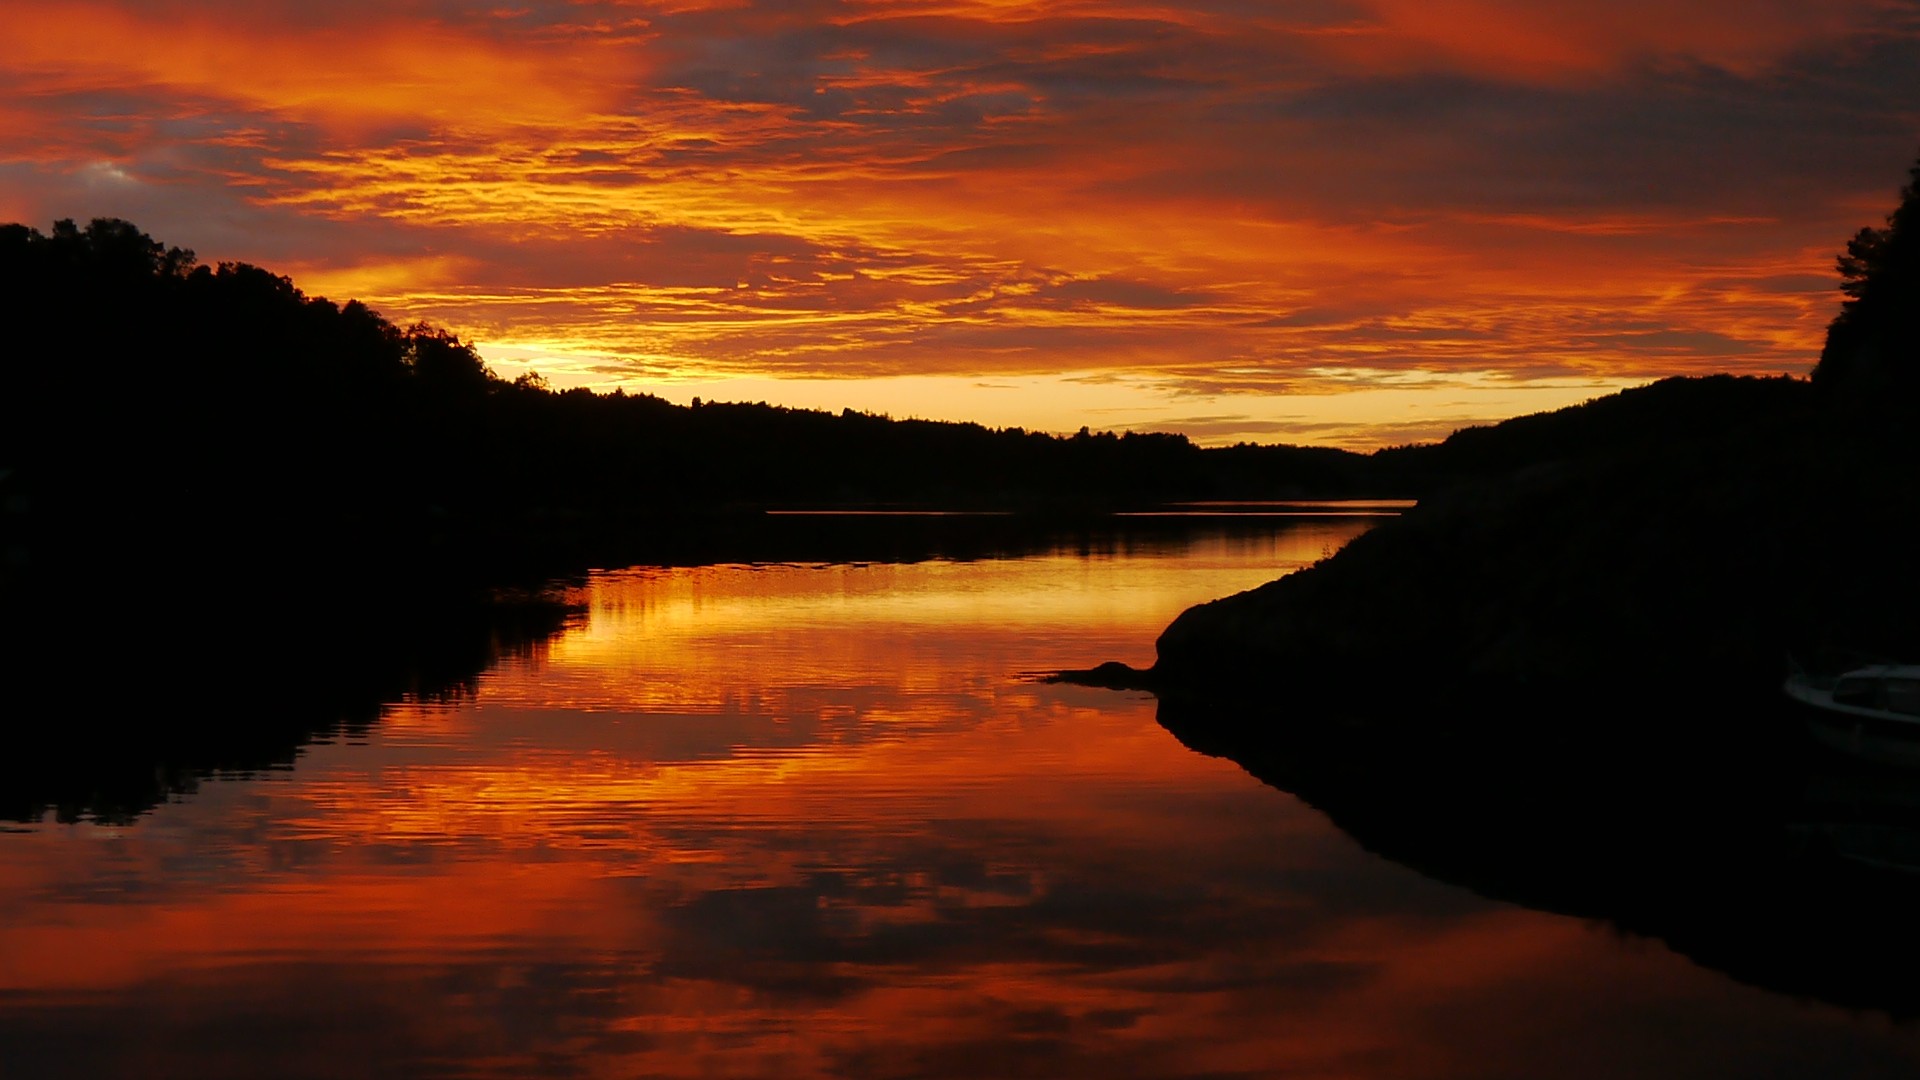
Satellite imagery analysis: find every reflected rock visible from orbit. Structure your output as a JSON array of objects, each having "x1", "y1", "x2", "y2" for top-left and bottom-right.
[{"x1": 1157, "y1": 692, "x2": 1920, "y2": 1017}]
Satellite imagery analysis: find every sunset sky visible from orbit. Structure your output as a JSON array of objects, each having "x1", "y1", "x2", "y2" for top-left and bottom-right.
[{"x1": 4, "y1": 1, "x2": 1917, "y2": 446}]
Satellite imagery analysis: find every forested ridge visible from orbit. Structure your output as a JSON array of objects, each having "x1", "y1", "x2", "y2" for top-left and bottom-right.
[
  {"x1": 1, "y1": 216, "x2": 1832, "y2": 593},
  {"x1": 0, "y1": 218, "x2": 1399, "y2": 584}
]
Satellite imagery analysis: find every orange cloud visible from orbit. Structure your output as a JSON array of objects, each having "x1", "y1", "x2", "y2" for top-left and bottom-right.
[
  {"x1": 1, "y1": 0, "x2": 1909, "y2": 445},
  {"x1": 0, "y1": 3, "x2": 632, "y2": 131}
]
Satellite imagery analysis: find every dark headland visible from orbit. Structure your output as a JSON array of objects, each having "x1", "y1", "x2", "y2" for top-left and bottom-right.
[
  {"x1": 1066, "y1": 154, "x2": 1920, "y2": 734},
  {"x1": 1054, "y1": 156, "x2": 1920, "y2": 1017}
]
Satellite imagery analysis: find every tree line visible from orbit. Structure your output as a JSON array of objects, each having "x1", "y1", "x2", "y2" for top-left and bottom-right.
[
  {"x1": 6, "y1": 210, "x2": 1872, "y2": 586},
  {"x1": 0, "y1": 218, "x2": 1421, "y2": 579}
]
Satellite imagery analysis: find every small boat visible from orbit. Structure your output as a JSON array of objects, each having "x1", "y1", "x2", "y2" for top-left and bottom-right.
[{"x1": 1786, "y1": 664, "x2": 1920, "y2": 767}]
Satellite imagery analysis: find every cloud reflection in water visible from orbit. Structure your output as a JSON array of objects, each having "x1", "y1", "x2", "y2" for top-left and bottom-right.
[{"x1": 0, "y1": 521, "x2": 1915, "y2": 1078}]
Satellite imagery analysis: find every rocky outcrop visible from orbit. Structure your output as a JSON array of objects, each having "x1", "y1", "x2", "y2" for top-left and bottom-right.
[
  {"x1": 1149, "y1": 388, "x2": 1919, "y2": 727},
  {"x1": 1149, "y1": 157, "x2": 1920, "y2": 724}
]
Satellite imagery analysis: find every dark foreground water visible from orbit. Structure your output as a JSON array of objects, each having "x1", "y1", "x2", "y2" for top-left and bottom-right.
[{"x1": 3, "y1": 515, "x2": 1918, "y2": 1078}]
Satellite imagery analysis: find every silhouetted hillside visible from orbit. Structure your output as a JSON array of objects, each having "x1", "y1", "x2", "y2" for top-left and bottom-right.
[
  {"x1": 1146, "y1": 152, "x2": 1920, "y2": 719},
  {"x1": 1372, "y1": 373, "x2": 1812, "y2": 491},
  {"x1": 0, "y1": 218, "x2": 1394, "y2": 595},
  {"x1": 4, "y1": 216, "x2": 1834, "y2": 604}
]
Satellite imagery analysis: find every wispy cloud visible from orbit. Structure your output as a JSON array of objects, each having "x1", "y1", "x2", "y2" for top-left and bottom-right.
[{"x1": 3, "y1": 0, "x2": 1915, "y2": 444}]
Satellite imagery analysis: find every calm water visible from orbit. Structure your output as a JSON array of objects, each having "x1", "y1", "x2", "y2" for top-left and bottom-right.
[{"x1": 3, "y1": 517, "x2": 1918, "y2": 1078}]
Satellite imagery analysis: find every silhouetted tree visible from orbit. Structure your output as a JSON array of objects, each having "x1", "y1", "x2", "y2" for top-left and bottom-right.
[
  {"x1": 404, "y1": 323, "x2": 492, "y2": 392},
  {"x1": 1813, "y1": 153, "x2": 1920, "y2": 393}
]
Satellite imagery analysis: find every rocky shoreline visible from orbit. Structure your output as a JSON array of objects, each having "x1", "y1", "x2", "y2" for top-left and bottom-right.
[{"x1": 1058, "y1": 384, "x2": 1917, "y2": 736}]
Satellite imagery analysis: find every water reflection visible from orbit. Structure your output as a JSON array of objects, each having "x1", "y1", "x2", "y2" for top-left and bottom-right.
[
  {"x1": 1159, "y1": 691, "x2": 1920, "y2": 1018},
  {"x1": 2, "y1": 518, "x2": 1918, "y2": 1078},
  {"x1": 0, "y1": 586, "x2": 582, "y2": 824}
]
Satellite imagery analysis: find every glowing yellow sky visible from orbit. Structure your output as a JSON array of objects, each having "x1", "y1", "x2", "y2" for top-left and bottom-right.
[{"x1": 3, "y1": 1, "x2": 1916, "y2": 445}]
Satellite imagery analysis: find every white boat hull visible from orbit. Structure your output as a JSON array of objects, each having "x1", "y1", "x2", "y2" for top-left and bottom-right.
[{"x1": 1787, "y1": 667, "x2": 1920, "y2": 769}]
